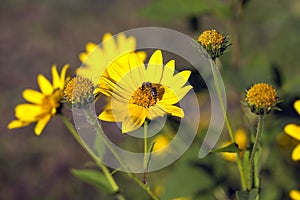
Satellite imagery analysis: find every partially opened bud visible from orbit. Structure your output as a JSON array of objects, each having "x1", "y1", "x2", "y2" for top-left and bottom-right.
[{"x1": 197, "y1": 29, "x2": 230, "y2": 59}]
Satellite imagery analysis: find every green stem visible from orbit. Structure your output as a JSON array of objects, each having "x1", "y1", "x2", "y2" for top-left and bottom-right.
[
  {"x1": 60, "y1": 115, "x2": 125, "y2": 200},
  {"x1": 249, "y1": 115, "x2": 264, "y2": 190},
  {"x1": 210, "y1": 59, "x2": 247, "y2": 191},
  {"x1": 143, "y1": 121, "x2": 148, "y2": 184},
  {"x1": 85, "y1": 110, "x2": 159, "y2": 200}
]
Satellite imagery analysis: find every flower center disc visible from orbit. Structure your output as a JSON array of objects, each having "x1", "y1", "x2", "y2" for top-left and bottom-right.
[{"x1": 131, "y1": 82, "x2": 165, "y2": 108}]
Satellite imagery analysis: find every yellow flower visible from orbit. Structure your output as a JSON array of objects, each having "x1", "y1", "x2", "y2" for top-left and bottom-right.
[
  {"x1": 290, "y1": 190, "x2": 300, "y2": 200},
  {"x1": 63, "y1": 76, "x2": 95, "y2": 109},
  {"x1": 7, "y1": 65, "x2": 69, "y2": 135},
  {"x1": 245, "y1": 83, "x2": 278, "y2": 115},
  {"x1": 197, "y1": 29, "x2": 230, "y2": 59},
  {"x1": 99, "y1": 50, "x2": 193, "y2": 133},
  {"x1": 284, "y1": 100, "x2": 300, "y2": 161},
  {"x1": 221, "y1": 129, "x2": 248, "y2": 161},
  {"x1": 77, "y1": 32, "x2": 146, "y2": 87},
  {"x1": 153, "y1": 134, "x2": 171, "y2": 152}
]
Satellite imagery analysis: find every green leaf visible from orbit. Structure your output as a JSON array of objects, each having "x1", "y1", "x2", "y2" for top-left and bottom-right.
[
  {"x1": 71, "y1": 169, "x2": 115, "y2": 194},
  {"x1": 210, "y1": 143, "x2": 240, "y2": 153},
  {"x1": 235, "y1": 188, "x2": 259, "y2": 200}
]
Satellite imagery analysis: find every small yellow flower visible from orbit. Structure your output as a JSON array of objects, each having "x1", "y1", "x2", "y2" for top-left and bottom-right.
[
  {"x1": 197, "y1": 29, "x2": 230, "y2": 59},
  {"x1": 221, "y1": 129, "x2": 248, "y2": 161},
  {"x1": 284, "y1": 100, "x2": 300, "y2": 161},
  {"x1": 63, "y1": 76, "x2": 95, "y2": 109},
  {"x1": 99, "y1": 50, "x2": 193, "y2": 133},
  {"x1": 8, "y1": 65, "x2": 69, "y2": 135},
  {"x1": 290, "y1": 189, "x2": 300, "y2": 200},
  {"x1": 245, "y1": 83, "x2": 278, "y2": 115},
  {"x1": 77, "y1": 32, "x2": 146, "y2": 87}
]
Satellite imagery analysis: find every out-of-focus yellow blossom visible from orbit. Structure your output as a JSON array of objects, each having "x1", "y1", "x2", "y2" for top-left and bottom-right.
[
  {"x1": 153, "y1": 134, "x2": 171, "y2": 152},
  {"x1": 284, "y1": 100, "x2": 300, "y2": 161},
  {"x1": 8, "y1": 65, "x2": 69, "y2": 135},
  {"x1": 221, "y1": 129, "x2": 248, "y2": 161},
  {"x1": 290, "y1": 189, "x2": 300, "y2": 200},
  {"x1": 77, "y1": 32, "x2": 146, "y2": 88}
]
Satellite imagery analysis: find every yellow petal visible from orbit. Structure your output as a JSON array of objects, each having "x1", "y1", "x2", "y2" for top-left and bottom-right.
[
  {"x1": 59, "y1": 64, "x2": 69, "y2": 89},
  {"x1": 22, "y1": 89, "x2": 43, "y2": 104},
  {"x1": 162, "y1": 60, "x2": 175, "y2": 83},
  {"x1": 136, "y1": 51, "x2": 147, "y2": 62},
  {"x1": 79, "y1": 52, "x2": 88, "y2": 62},
  {"x1": 284, "y1": 124, "x2": 300, "y2": 141},
  {"x1": 117, "y1": 34, "x2": 136, "y2": 53},
  {"x1": 169, "y1": 70, "x2": 191, "y2": 89},
  {"x1": 128, "y1": 53, "x2": 145, "y2": 86},
  {"x1": 7, "y1": 120, "x2": 31, "y2": 129},
  {"x1": 98, "y1": 108, "x2": 125, "y2": 122},
  {"x1": 34, "y1": 114, "x2": 51, "y2": 136},
  {"x1": 102, "y1": 33, "x2": 117, "y2": 59},
  {"x1": 160, "y1": 105, "x2": 184, "y2": 118},
  {"x1": 292, "y1": 144, "x2": 300, "y2": 161},
  {"x1": 106, "y1": 62, "x2": 127, "y2": 83},
  {"x1": 86, "y1": 42, "x2": 98, "y2": 53},
  {"x1": 122, "y1": 105, "x2": 146, "y2": 133},
  {"x1": 52, "y1": 65, "x2": 60, "y2": 89},
  {"x1": 38, "y1": 74, "x2": 53, "y2": 95},
  {"x1": 159, "y1": 86, "x2": 192, "y2": 105},
  {"x1": 290, "y1": 190, "x2": 300, "y2": 200},
  {"x1": 148, "y1": 105, "x2": 166, "y2": 120},
  {"x1": 15, "y1": 104, "x2": 42, "y2": 121},
  {"x1": 146, "y1": 50, "x2": 163, "y2": 83},
  {"x1": 294, "y1": 100, "x2": 300, "y2": 115},
  {"x1": 103, "y1": 33, "x2": 113, "y2": 41}
]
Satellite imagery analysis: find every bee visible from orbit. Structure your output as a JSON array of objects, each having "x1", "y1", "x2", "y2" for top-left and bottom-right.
[
  {"x1": 151, "y1": 83, "x2": 165, "y2": 101},
  {"x1": 141, "y1": 82, "x2": 165, "y2": 101},
  {"x1": 142, "y1": 82, "x2": 152, "y2": 90}
]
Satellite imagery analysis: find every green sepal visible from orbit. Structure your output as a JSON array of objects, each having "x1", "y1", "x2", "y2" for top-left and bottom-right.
[
  {"x1": 210, "y1": 143, "x2": 240, "y2": 153},
  {"x1": 71, "y1": 169, "x2": 115, "y2": 194}
]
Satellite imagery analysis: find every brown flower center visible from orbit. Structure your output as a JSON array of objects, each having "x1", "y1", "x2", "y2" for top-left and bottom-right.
[{"x1": 130, "y1": 82, "x2": 165, "y2": 108}]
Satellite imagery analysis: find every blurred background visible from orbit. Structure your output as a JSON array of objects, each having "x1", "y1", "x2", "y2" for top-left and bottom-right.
[{"x1": 1, "y1": 0, "x2": 300, "y2": 199}]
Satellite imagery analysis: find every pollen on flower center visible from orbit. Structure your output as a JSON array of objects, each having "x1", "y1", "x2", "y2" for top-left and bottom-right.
[
  {"x1": 198, "y1": 29, "x2": 225, "y2": 49},
  {"x1": 130, "y1": 82, "x2": 165, "y2": 108},
  {"x1": 245, "y1": 83, "x2": 278, "y2": 115},
  {"x1": 63, "y1": 76, "x2": 95, "y2": 108}
]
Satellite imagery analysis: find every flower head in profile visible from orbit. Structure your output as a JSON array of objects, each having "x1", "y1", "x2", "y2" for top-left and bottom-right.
[
  {"x1": 245, "y1": 83, "x2": 279, "y2": 115},
  {"x1": 76, "y1": 32, "x2": 146, "y2": 88},
  {"x1": 197, "y1": 29, "x2": 230, "y2": 59},
  {"x1": 221, "y1": 129, "x2": 248, "y2": 161},
  {"x1": 284, "y1": 100, "x2": 300, "y2": 161},
  {"x1": 99, "y1": 50, "x2": 193, "y2": 133},
  {"x1": 7, "y1": 65, "x2": 69, "y2": 135}
]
